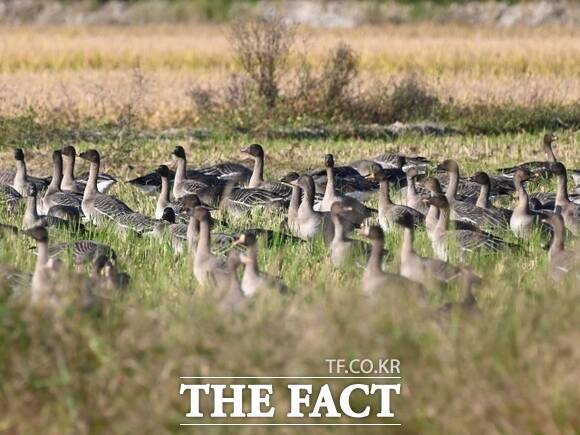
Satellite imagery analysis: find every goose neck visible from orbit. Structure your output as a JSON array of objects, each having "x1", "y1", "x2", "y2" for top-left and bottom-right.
[
  {"x1": 476, "y1": 183, "x2": 490, "y2": 208},
  {"x1": 514, "y1": 178, "x2": 530, "y2": 213},
  {"x1": 401, "y1": 227, "x2": 414, "y2": 257},
  {"x1": 378, "y1": 180, "x2": 392, "y2": 212},
  {"x1": 555, "y1": 173, "x2": 570, "y2": 206},
  {"x1": 196, "y1": 219, "x2": 211, "y2": 257},
  {"x1": 367, "y1": 239, "x2": 384, "y2": 274},
  {"x1": 84, "y1": 161, "x2": 99, "y2": 198},
  {"x1": 248, "y1": 156, "x2": 264, "y2": 188},
  {"x1": 323, "y1": 167, "x2": 335, "y2": 201},
  {"x1": 446, "y1": 169, "x2": 459, "y2": 201},
  {"x1": 62, "y1": 155, "x2": 75, "y2": 187},
  {"x1": 436, "y1": 206, "x2": 450, "y2": 231}
]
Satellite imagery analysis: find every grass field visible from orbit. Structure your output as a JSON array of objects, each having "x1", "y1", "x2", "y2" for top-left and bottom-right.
[{"x1": 0, "y1": 23, "x2": 579, "y2": 435}]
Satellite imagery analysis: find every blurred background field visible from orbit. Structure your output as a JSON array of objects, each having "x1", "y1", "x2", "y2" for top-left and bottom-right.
[{"x1": 0, "y1": 2, "x2": 579, "y2": 435}]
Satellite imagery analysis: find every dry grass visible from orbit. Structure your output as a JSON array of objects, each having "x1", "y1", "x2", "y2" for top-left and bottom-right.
[{"x1": 0, "y1": 24, "x2": 580, "y2": 128}]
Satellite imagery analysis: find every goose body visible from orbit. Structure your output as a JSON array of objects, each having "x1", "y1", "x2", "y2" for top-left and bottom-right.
[
  {"x1": 497, "y1": 132, "x2": 558, "y2": 178},
  {"x1": 510, "y1": 168, "x2": 548, "y2": 237},
  {"x1": 543, "y1": 213, "x2": 579, "y2": 281},
  {"x1": 292, "y1": 175, "x2": 333, "y2": 242},
  {"x1": 329, "y1": 202, "x2": 370, "y2": 266},
  {"x1": 191, "y1": 207, "x2": 229, "y2": 287},
  {"x1": 0, "y1": 184, "x2": 22, "y2": 213},
  {"x1": 242, "y1": 144, "x2": 292, "y2": 198},
  {"x1": 41, "y1": 150, "x2": 83, "y2": 215},
  {"x1": 61, "y1": 146, "x2": 116, "y2": 194},
  {"x1": 49, "y1": 240, "x2": 115, "y2": 265},
  {"x1": 79, "y1": 150, "x2": 133, "y2": 223},
  {"x1": 550, "y1": 162, "x2": 580, "y2": 236}
]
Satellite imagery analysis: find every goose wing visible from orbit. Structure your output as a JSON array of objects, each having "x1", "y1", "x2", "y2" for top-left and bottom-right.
[
  {"x1": 114, "y1": 212, "x2": 156, "y2": 233},
  {"x1": 420, "y1": 257, "x2": 463, "y2": 283},
  {"x1": 93, "y1": 194, "x2": 133, "y2": 219},
  {"x1": 49, "y1": 240, "x2": 116, "y2": 264},
  {"x1": 199, "y1": 163, "x2": 252, "y2": 184},
  {"x1": 0, "y1": 184, "x2": 22, "y2": 212}
]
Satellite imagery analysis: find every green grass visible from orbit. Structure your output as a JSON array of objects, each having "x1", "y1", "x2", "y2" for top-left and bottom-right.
[{"x1": 0, "y1": 132, "x2": 579, "y2": 434}]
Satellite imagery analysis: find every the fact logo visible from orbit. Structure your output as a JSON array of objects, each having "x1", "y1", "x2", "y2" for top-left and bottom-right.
[{"x1": 179, "y1": 358, "x2": 402, "y2": 427}]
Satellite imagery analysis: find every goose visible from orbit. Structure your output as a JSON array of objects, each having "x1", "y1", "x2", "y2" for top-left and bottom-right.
[
  {"x1": 291, "y1": 175, "x2": 334, "y2": 242},
  {"x1": 234, "y1": 232, "x2": 288, "y2": 296},
  {"x1": 438, "y1": 271, "x2": 481, "y2": 316},
  {"x1": 358, "y1": 225, "x2": 422, "y2": 296},
  {"x1": 396, "y1": 212, "x2": 471, "y2": 287},
  {"x1": 219, "y1": 185, "x2": 287, "y2": 215},
  {"x1": 79, "y1": 150, "x2": 133, "y2": 223},
  {"x1": 310, "y1": 157, "x2": 377, "y2": 202},
  {"x1": 329, "y1": 202, "x2": 371, "y2": 266},
  {"x1": 155, "y1": 165, "x2": 188, "y2": 220},
  {"x1": 550, "y1": 162, "x2": 579, "y2": 235},
  {"x1": 218, "y1": 251, "x2": 247, "y2": 312},
  {"x1": 436, "y1": 160, "x2": 509, "y2": 229},
  {"x1": 41, "y1": 150, "x2": 83, "y2": 215},
  {"x1": 422, "y1": 177, "x2": 480, "y2": 236},
  {"x1": 114, "y1": 211, "x2": 158, "y2": 235},
  {"x1": 242, "y1": 144, "x2": 292, "y2": 198},
  {"x1": 61, "y1": 145, "x2": 117, "y2": 193},
  {"x1": 498, "y1": 132, "x2": 558, "y2": 178},
  {"x1": 24, "y1": 226, "x2": 62, "y2": 304},
  {"x1": 373, "y1": 151, "x2": 430, "y2": 172},
  {"x1": 191, "y1": 206, "x2": 229, "y2": 288},
  {"x1": 198, "y1": 162, "x2": 252, "y2": 184},
  {"x1": 401, "y1": 166, "x2": 429, "y2": 214},
  {"x1": 153, "y1": 207, "x2": 189, "y2": 253},
  {"x1": 0, "y1": 184, "x2": 22, "y2": 213},
  {"x1": 48, "y1": 240, "x2": 116, "y2": 265},
  {"x1": 279, "y1": 172, "x2": 301, "y2": 233},
  {"x1": 316, "y1": 154, "x2": 373, "y2": 226},
  {"x1": 425, "y1": 195, "x2": 510, "y2": 261},
  {"x1": 367, "y1": 165, "x2": 424, "y2": 232},
  {"x1": 350, "y1": 156, "x2": 406, "y2": 186},
  {"x1": 171, "y1": 146, "x2": 223, "y2": 199},
  {"x1": 22, "y1": 184, "x2": 83, "y2": 231},
  {"x1": 95, "y1": 256, "x2": 130, "y2": 291},
  {"x1": 510, "y1": 168, "x2": 550, "y2": 237},
  {"x1": 11, "y1": 148, "x2": 49, "y2": 196},
  {"x1": 542, "y1": 212, "x2": 579, "y2": 281},
  {"x1": 468, "y1": 171, "x2": 512, "y2": 221}
]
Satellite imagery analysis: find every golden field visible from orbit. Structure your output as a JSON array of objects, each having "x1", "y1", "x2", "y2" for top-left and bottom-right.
[{"x1": 1, "y1": 24, "x2": 580, "y2": 127}]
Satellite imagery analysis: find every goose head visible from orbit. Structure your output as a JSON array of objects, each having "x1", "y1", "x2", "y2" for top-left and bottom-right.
[
  {"x1": 14, "y1": 148, "x2": 25, "y2": 162},
  {"x1": 436, "y1": 159, "x2": 459, "y2": 174},
  {"x1": 469, "y1": 171, "x2": 490, "y2": 186},
  {"x1": 155, "y1": 164, "x2": 171, "y2": 178},
  {"x1": 279, "y1": 172, "x2": 300, "y2": 185},
  {"x1": 291, "y1": 175, "x2": 315, "y2": 193},
  {"x1": 79, "y1": 149, "x2": 100, "y2": 164},
  {"x1": 543, "y1": 132, "x2": 556, "y2": 150},
  {"x1": 182, "y1": 194, "x2": 202, "y2": 213},
  {"x1": 324, "y1": 154, "x2": 335, "y2": 169},
  {"x1": 61, "y1": 145, "x2": 77, "y2": 158},
  {"x1": 365, "y1": 164, "x2": 387, "y2": 182},
  {"x1": 24, "y1": 225, "x2": 48, "y2": 243},
  {"x1": 425, "y1": 195, "x2": 449, "y2": 211},
  {"x1": 513, "y1": 167, "x2": 532, "y2": 183},
  {"x1": 172, "y1": 146, "x2": 186, "y2": 159},
  {"x1": 241, "y1": 144, "x2": 264, "y2": 159},
  {"x1": 330, "y1": 201, "x2": 353, "y2": 217},
  {"x1": 234, "y1": 232, "x2": 257, "y2": 248},
  {"x1": 357, "y1": 225, "x2": 384, "y2": 242},
  {"x1": 192, "y1": 205, "x2": 211, "y2": 224},
  {"x1": 405, "y1": 166, "x2": 419, "y2": 178},
  {"x1": 423, "y1": 177, "x2": 443, "y2": 194},
  {"x1": 161, "y1": 207, "x2": 176, "y2": 224}
]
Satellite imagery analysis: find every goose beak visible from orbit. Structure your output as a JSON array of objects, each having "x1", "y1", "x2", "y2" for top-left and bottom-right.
[
  {"x1": 364, "y1": 173, "x2": 375, "y2": 181},
  {"x1": 343, "y1": 206, "x2": 353, "y2": 212}
]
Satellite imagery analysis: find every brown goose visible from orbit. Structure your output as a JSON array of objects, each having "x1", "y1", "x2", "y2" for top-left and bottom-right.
[
  {"x1": 329, "y1": 202, "x2": 371, "y2": 266},
  {"x1": 550, "y1": 162, "x2": 579, "y2": 236},
  {"x1": 241, "y1": 144, "x2": 292, "y2": 198},
  {"x1": 542, "y1": 212, "x2": 579, "y2": 281},
  {"x1": 23, "y1": 184, "x2": 83, "y2": 232},
  {"x1": 367, "y1": 165, "x2": 424, "y2": 232},
  {"x1": 403, "y1": 166, "x2": 429, "y2": 214},
  {"x1": 510, "y1": 168, "x2": 549, "y2": 237},
  {"x1": 10, "y1": 148, "x2": 49, "y2": 196},
  {"x1": 24, "y1": 226, "x2": 62, "y2": 304},
  {"x1": 438, "y1": 271, "x2": 481, "y2": 316},
  {"x1": 171, "y1": 146, "x2": 223, "y2": 199},
  {"x1": 218, "y1": 251, "x2": 247, "y2": 312},
  {"x1": 397, "y1": 212, "x2": 474, "y2": 288},
  {"x1": 79, "y1": 150, "x2": 133, "y2": 223},
  {"x1": 191, "y1": 206, "x2": 229, "y2": 288},
  {"x1": 316, "y1": 154, "x2": 373, "y2": 226},
  {"x1": 61, "y1": 145, "x2": 117, "y2": 194},
  {"x1": 468, "y1": 171, "x2": 512, "y2": 221},
  {"x1": 41, "y1": 150, "x2": 83, "y2": 215},
  {"x1": 291, "y1": 175, "x2": 334, "y2": 243},
  {"x1": 426, "y1": 195, "x2": 510, "y2": 261},
  {"x1": 358, "y1": 225, "x2": 422, "y2": 296},
  {"x1": 436, "y1": 160, "x2": 509, "y2": 229},
  {"x1": 498, "y1": 132, "x2": 558, "y2": 178},
  {"x1": 234, "y1": 233, "x2": 287, "y2": 296}
]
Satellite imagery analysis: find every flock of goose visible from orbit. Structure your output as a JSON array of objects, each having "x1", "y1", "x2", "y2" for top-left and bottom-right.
[{"x1": 0, "y1": 133, "x2": 579, "y2": 311}]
